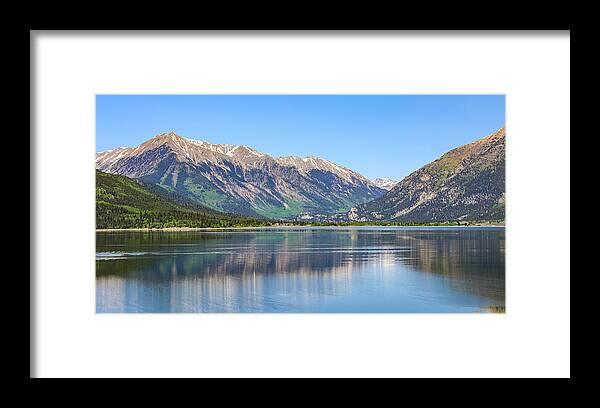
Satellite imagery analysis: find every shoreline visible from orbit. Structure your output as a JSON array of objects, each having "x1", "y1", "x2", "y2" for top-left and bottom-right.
[{"x1": 96, "y1": 224, "x2": 505, "y2": 232}]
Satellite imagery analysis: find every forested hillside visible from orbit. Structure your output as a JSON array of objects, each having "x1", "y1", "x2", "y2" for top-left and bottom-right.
[{"x1": 96, "y1": 170, "x2": 272, "y2": 229}]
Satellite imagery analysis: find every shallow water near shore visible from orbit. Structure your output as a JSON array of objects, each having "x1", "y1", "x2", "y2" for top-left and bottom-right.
[{"x1": 96, "y1": 227, "x2": 505, "y2": 313}]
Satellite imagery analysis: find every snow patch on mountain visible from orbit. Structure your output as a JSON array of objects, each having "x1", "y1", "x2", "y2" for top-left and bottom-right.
[
  {"x1": 275, "y1": 156, "x2": 370, "y2": 185},
  {"x1": 372, "y1": 178, "x2": 399, "y2": 191}
]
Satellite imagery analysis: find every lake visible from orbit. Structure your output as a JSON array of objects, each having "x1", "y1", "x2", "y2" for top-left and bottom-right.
[{"x1": 96, "y1": 227, "x2": 505, "y2": 313}]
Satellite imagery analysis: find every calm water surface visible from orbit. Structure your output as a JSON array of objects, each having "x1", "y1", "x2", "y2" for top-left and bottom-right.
[{"x1": 96, "y1": 227, "x2": 505, "y2": 313}]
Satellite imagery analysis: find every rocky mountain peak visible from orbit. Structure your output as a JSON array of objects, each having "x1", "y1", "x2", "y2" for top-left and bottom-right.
[
  {"x1": 372, "y1": 178, "x2": 398, "y2": 191},
  {"x1": 347, "y1": 127, "x2": 506, "y2": 223},
  {"x1": 275, "y1": 155, "x2": 371, "y2": 185}
]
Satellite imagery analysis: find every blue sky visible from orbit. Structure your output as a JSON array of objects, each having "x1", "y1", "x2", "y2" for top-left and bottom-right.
[{"x1": 96, "y1": 95, "x2": 504, "y2": 180}]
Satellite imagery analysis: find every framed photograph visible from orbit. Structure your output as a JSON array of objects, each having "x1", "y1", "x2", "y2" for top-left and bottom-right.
[
  {"x1": 95, "y1": 95, "x2": 506, "y2": 314},
  {"x1": 31, "y1": 30, "x2": 570, "y2": 378}
]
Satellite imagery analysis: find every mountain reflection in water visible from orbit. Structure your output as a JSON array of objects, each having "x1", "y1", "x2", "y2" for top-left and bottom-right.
[{"x1": 96, "y1": 227, "x2": 505, "y2": 313}]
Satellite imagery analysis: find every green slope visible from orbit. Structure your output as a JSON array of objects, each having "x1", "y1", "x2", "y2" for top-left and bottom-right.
[
  {"x1": 96, "y1": 170, "x2": 270, "y2": 229},
  {"x1": 353, "y1": 127, "x2": 506, "y2": 223}
]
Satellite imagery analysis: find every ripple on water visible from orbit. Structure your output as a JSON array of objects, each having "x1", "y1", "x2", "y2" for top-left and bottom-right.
[{"x1": 96, "y1": 251, "x2": 148, "y2": 260}]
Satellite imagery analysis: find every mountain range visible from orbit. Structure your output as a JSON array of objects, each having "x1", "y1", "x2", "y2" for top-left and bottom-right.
[
  {"x1": 96, "y1": 132, "x2": 385, "y2": 219},
  {"x1": 96, "y1": 128, "x2": 505, "y2": 224}
]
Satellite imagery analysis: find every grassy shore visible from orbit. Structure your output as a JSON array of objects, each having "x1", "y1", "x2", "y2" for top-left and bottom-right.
[
  {"x1": 96, "y1": 222, "x2": 505, "y2": 232},
  {"x1": 480, "y1": 305, "x2": 506, "y2": 313}
]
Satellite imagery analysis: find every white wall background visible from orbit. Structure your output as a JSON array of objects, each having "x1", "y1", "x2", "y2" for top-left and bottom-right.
[{"x1": 32, "y1": 31, "x2": 570, "y2": 378}]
